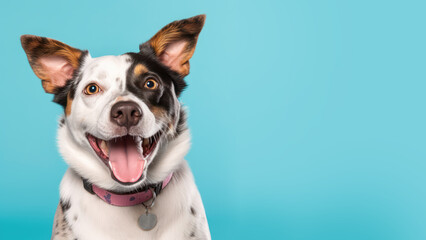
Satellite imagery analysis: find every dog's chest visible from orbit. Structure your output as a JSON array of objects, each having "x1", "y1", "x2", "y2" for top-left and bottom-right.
[{"x1": 58, "y1": 169, "x2": 208, "y2": 240}]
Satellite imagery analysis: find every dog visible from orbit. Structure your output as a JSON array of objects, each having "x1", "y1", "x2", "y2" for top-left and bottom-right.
[{"x1": 21, "y1": 15, "x2": 210, "y2": 240}]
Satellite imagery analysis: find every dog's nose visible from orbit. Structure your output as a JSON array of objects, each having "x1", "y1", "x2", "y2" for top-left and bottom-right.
[{"x1": 110, "y1": 101, "x2": 142, "y2": 128}]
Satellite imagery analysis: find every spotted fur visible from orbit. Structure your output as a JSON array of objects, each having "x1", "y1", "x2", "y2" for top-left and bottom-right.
[{"x1": 21, "y1": 15, "x2": 210, "y2": 240}]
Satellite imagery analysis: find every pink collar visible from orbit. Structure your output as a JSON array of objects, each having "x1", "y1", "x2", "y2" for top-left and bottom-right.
[{"x1": 82, "y1": 173, "x2": 173, "y2": 207}]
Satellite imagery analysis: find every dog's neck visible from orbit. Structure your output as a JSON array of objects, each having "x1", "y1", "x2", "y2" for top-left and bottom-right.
[{"x1": 81, "y1": 173, "x2": 173, "y2": 207}]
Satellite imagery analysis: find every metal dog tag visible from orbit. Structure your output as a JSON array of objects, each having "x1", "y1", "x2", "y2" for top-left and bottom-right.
[{"x1": 138, "y1": 212, "x2": 157, "y2": 231}]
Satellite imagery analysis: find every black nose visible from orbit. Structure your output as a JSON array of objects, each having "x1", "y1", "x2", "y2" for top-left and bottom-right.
[{"x1": 110, "y1": 101, "x2": 142, "y2": 128}]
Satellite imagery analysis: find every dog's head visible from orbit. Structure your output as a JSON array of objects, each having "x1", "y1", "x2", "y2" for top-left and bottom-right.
[{"x1": 21, "y1": 15, "x2": 205, "y2": 190}]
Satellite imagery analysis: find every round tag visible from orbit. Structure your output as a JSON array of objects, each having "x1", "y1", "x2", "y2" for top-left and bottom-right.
[{"x1": 138, "y1": 213, "x2": 157, "y2": 231}]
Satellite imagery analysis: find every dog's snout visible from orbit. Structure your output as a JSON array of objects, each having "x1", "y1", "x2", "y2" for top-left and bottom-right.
[{"x1": 110, "y1": 101, "x2": 142, "y2": 128}]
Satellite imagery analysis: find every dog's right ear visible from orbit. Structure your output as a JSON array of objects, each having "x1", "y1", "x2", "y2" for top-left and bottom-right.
[{"x1": 20, "y1": 35, "x2": 84, "y2": 94}]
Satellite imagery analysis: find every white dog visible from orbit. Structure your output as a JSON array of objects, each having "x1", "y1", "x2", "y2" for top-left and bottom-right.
[{"x1": 21, "y1": 14, "x2": 210, "y2": 240}]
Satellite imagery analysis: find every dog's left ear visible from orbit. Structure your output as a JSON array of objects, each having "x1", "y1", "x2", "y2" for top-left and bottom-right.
[
  {"x1": 20, "y1": 35, "x2": 84, "y2": 94},
  {"x1": 140, "y1": 14, "x2": 206, "y2": 76}
]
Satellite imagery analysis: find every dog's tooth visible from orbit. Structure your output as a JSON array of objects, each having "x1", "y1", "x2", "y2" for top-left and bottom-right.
[
  {"x1": 100, "y1": 140, "x2": 109, "y2": 155},
  {"x1": 143, "y1": 138, "x2": 149, "y2": 147},
  {"x1": 135, "y1": 136, "x2": 143, "y2": 148}
]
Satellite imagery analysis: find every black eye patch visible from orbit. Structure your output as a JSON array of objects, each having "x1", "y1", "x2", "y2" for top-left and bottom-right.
[
  {"x1": 125, "y1": 52, "x2": 182, "y2": 114},
  {"x1": 125, "y1": 52, "x2": 186, "y2": 96}
]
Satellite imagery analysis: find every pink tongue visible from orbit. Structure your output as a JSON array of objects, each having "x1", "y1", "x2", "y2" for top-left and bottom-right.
[{"x1": 109, "y1": 136, "x2": 145, "y2": 183}]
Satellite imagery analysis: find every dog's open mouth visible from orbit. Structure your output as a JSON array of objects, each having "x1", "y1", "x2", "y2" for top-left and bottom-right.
[{"x1": 86, "y1": 133, "x2": 161, "y2": 184}]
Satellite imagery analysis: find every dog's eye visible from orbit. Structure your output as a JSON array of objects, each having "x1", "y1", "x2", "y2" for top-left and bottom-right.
[
  {"x1": 84, "y1": 83, "x2": 101, "y2": 95},
  {"x1": 144, "y1": 79, "x2": 158, "y2": 90}
]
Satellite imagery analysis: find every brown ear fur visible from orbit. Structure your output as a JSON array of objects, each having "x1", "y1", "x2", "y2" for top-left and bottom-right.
[
  {"x1": 20, "y1": 35, "x2": 83, "y2": 94},
  {"x1": 147, "y1": 14, "x2": 205, "y2": 76}
]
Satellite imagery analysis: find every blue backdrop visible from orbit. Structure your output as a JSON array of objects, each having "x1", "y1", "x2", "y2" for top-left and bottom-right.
[{"x1": 1, "y1": 0, "x2": 425, "y2": 239}]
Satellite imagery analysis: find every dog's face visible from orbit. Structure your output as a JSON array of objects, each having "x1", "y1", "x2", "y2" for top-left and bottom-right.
[{"x1": 21, "y1": 15, "x2": 205, "y2": 190}]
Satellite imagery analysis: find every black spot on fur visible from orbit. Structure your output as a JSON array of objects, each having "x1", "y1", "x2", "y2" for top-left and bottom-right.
[
  {"x1": 190, "y1": 232, "x2": 195, "y2": 237},
  {"x1": 53, "y1": 79, "x2": 74, "y2": 108},
  {"x1": 60, "y1": 199, "x2": 71, "y2": 212},
  {"x1": 190, "y1": 206, "x2": 196, "y2": 216},
  {"x1": 73, "y1": 215, "x2": 78, "y2": 221},
  {"x1": 59, "y1": 118, "x2": 65, "y2": 127}
]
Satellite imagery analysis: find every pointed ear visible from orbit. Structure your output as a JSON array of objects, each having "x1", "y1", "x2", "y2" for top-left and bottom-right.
[
  {"x1": 20, "y1": 35, "x2": 84, "y2": 94},
  {"x1": 140, "y1": 14, "x2": 206, "y2": 76}
]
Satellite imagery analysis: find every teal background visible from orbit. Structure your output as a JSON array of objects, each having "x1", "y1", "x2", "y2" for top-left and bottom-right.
[{"x1": 0, "y1": 0, "x2": 425, "y2": 239}]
